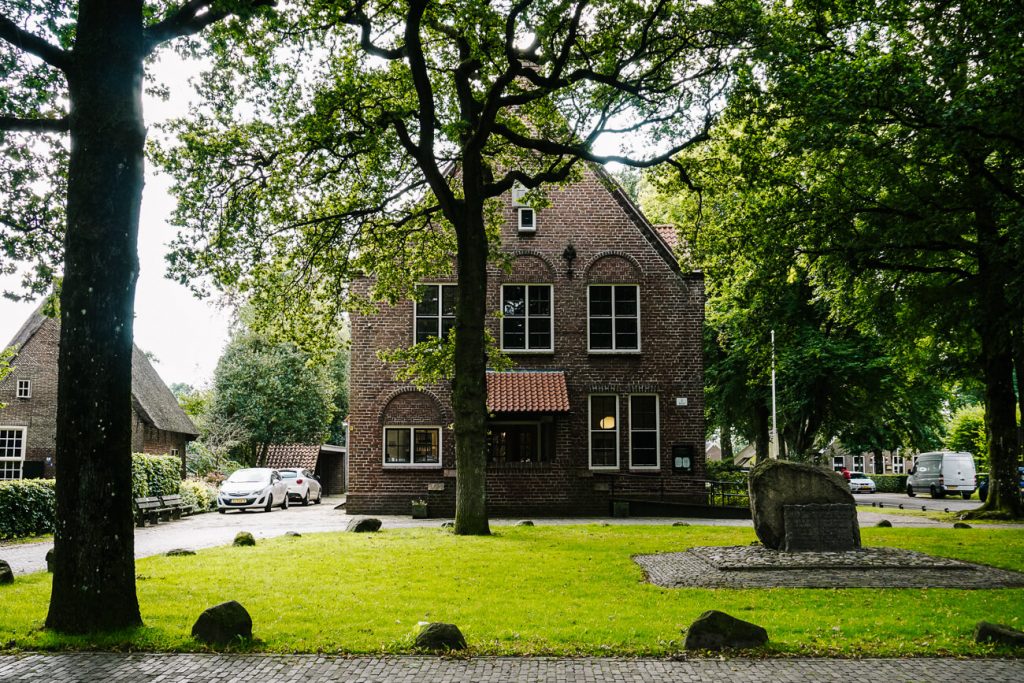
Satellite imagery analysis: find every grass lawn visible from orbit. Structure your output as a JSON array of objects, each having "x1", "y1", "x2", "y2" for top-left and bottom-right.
[{"x1": 1, "y1": 524, "x2": 1023, "y2": 656}]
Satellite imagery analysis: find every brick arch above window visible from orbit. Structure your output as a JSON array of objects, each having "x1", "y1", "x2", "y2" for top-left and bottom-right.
[
  {"x1": 506, "y1": 250, "x2": 557, "y2": 281},
  {"x1": 378, "y1": 387, "x2": 448, "y2": 425},
  {"x1": 583, "y1": 251, "x2": 644, "y2": 282}
]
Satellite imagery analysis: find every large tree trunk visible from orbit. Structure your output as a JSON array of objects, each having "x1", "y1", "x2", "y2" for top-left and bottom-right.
[
  {"x1": 753, "y1": 402, "x2": 770, "y2": 463},
  {"x1": 720, "y1": 424, "x2": 733, "y2": 462},
  {"x1": 451, "y1": 191, "x2": 491, "y2": 535},
  {"x1": 1014, "y1": 321, "x2": 1023, "y2": 450},
  {"x1": 46, "y1": 0, "x2": 145, "y2": 632}
]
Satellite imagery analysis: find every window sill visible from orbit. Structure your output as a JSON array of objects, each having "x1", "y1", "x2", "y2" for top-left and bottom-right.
[
  {"x1": 629, "y1": 466, "x2": 661, "y2": 473},
  {"x1": 588, "y1": 349, "x2": 642, "y2": 355},
  {"x1": 382, "y1": 464, "x2": 443, "y2": 470},
  {"x1": 589, "y1": 466, "x2": 621, "y2": 472},
  {"x1": 502, "y1": 349, "x2": 555, "y2": 355}
]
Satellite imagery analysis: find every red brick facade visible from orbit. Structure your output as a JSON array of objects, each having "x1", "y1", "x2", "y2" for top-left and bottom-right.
[{"x1": 347, "y1": 167, "x2": 705, "y2": 516}]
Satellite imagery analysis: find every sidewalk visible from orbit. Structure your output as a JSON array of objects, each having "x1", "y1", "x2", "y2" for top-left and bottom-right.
[{"x1": 0, "y1": 653, "x2": 1022, "y2": 682}]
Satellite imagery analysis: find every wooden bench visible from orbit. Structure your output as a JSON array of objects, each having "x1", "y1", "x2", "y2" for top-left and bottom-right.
[
  {"x1": 134, "y1": 496, "x2": 164, "y2": 527},
  {"x1": 158, "y1": 494, "x2": 195, "y2": 520}
]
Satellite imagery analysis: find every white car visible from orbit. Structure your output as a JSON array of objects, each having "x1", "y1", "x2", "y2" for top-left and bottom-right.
[
  {"x1": 848, "y1": 472, "x2": 877, "y2": 494},
  {"x1": 218, "y1": 468, "x2": 290, "y2": 513},
  {"x1": 278, "y1": 467, "x2": 323, "y2": 505}
]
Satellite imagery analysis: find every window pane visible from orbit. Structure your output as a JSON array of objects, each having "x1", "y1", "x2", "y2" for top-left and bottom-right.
[
  {"x1": 589, "y1": 286, "x2": 612, "y2": 317},
  {"x1": 528, "y1": 286, "x2": 550, "y2": 316},
  {"x1": 615, "y1": 318, "x2": 638, "y2": 349},
  {"x1": 488, "y1": 423, "x2": 542, "y2": 464},
  {"x1": 528, "y1": 317, "x2": 551, "y2": 349},
  {"x1": 385, "y1": 429, "x2": 411, "y2": 463},
  {"x1": 614, "y1": 286, "x2": 637, "y2": 316},
  {"x1": 441, "y1": 285, "x2": 458, "y2": 315},
  {"x1": 503, "y1": 285, "x2": 525, "y2": 317},
  {"x1": 416, "y1": 285, "x2": 439, "y2": 316},
  {"x1": 632, "y1": 432, "x2": 658, "y2": 466},
  {"x1": 590, "y1": 396, "x2": 616, "y2": 430},
  {"x1": 413, "y1": 429, "x2": 440, "y2": 463},
  {"x1": 503, "y1": 317, "x2": 526, "y2": 349},
  {"x1": 631, "y1": 396, "x2": 657, "y2": 431},
  {"x1": 589, "y1": 319, "x2": 613, "y2": 349},
  {"x1": 416, "y1": 318, "x2": 439, "y2": 343},
  {"x1": 591, "y1": 433, "x2": 617, "y2": 467}
]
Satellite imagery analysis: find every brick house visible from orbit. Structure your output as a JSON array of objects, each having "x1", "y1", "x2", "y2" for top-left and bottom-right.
[
  {"x1": 0, "y1": 309, "x2": 199, "y2": 479},
  {"x1": 346, "y1": 165, "x2": 705, "y2": 516}
]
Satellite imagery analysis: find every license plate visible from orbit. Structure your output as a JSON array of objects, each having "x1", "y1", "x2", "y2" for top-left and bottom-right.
[{"x1": 230, "y1": 498, "x2": 247, "y2": 504}]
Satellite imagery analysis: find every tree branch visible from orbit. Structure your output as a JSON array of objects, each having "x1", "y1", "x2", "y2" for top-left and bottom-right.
[
  {"x1": 339, "y1": 0, "x2": 405, "y2": 60},
  {"x1": 0, "y1": 115, "x2": 69, "y2": 133},
  {"x1": 0, "y1": 13, "x2": 70, "y2": 71},
  {"x1": 144, "y1": 0, "x2": 274, "y2": 55}
]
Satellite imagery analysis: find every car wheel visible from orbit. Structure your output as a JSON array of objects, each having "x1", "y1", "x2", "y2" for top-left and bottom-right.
[
  {"x1": 218, "y1": 508, "x2": 226, "y2": 514},
  {"x1": 302, "y1": 491, "x2": 310, "y2": 506},
  {"x1": 961, "y1": 491, "x2": 972, "y2": 500},
  {"x1": 315, "y1": 488, "x2": 323, "y2": 504},
  {"x1": 264, "y1": 494, "x2": 274, "y2": 513},
  {"x1": 930, "y1": 485, "x2": 946, "y2": 499},
  {"x1": 906, "y1": 485, "x2": 915, "y2": 497},
  {"x1": 282, "y1": 494, "x2": 289, "y2": 510}
]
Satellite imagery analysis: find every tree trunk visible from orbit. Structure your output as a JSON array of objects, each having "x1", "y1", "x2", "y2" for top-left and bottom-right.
[
  {"x1": 753, "y1": 402, "x2": 770, "y2": 463},
  {"x1": 720, "y1": 424, "x2": 733, "y2": 463},
  {"x1": 46, "y1": 0, "x2": 145, "y2": 632},
  {"x1": 451, "y1": 192, "x2": 491, "y2": 535},
  {"x1": 1013, "y1": 321, "x2": 1023, "y2": 451}
]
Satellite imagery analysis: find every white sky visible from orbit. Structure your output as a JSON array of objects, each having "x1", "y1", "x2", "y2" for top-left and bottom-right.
[{"x1": 0, "y1": 54, "x2": 230, "y2": 389}]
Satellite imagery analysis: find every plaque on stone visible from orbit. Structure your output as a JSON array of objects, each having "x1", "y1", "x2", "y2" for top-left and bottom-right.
[{"x1": 782, "y1": 503, "x2": 861, "y2": 552}]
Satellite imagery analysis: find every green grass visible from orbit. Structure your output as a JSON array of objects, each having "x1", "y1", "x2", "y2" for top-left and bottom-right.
[{"x1": 1, "y1": 525, "x2": 1023, "y2": 656}]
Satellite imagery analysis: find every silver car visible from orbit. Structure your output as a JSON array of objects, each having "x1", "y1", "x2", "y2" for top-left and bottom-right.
[
  {"x1": 278, "y1": 467, "x2": 323, "y2": 505},
  {"x1": 217, "y1": 468, "x2": 290, "y2": 513}
]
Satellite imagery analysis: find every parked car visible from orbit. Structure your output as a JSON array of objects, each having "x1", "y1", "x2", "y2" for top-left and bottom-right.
[
  {"x1": 848, "y1": 472, "x2": 876, "y2": 493},
  {"x1": 906, "y1": 451, "x2": 976, "y2": 499},
  {"x1": 279, "y1": 467, "x2": 323, "y2": 505},
  {"x1": 978, "y1": 467, "x2": 1024, "y2": 502},
  {"x1": 217, "y1": 468, "x2": 290, "y2": 513}
]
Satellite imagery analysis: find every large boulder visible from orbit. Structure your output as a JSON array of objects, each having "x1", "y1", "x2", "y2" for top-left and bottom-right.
[
  {"x1": 683, "y1": 610, "x2": 768, "y2": 651},
  {"x1": 748, "y1": 459, "x2": 855, "y2": 549},
  {"x1": 45, "y1": 548, "x2": 55, "y2": 573},
  {"x1": 347, "y1": 517, "x2": 382, "y2": 533},
  {"x1": 233, "y1": 532, "x2": 256, "y2": 547},
  {"x1": 191, "y1": 600, "x2": 253, "y2": 646},
  {"x1": 975, "y1": 621, "x2": 1024, "y2": 647},
  {"x1": 0, "y1": 560, "x2": 14, "y2": 585},
  {"x1": 414, "y1": 622, "x2": 467, "y2": 651}
]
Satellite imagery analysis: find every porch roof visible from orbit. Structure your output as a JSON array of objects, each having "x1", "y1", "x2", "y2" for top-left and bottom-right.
[
  {"x1": 265, "y1": 444, "x2": 321, "y2": 469},
  {"x1": 486, "y1": 371, "x2": 570, "y2": 413}
]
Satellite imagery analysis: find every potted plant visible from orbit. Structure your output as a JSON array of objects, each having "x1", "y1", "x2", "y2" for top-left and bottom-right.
[{"x1": 411, "y1": 499, "x2": 428, "y2": 519}]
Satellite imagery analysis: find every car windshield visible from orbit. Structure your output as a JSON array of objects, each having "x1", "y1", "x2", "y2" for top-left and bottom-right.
[
  {"x1": 226, "y1": 469, "x2": 269, "y2": 484},
  {"x1": 280, "y1": 471, "x2": 298, "y2": 479}
]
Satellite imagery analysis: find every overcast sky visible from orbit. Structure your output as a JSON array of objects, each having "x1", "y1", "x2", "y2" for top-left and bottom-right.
[{"x1": 0, "y1": 54, "x2": 231, "y2": 389}]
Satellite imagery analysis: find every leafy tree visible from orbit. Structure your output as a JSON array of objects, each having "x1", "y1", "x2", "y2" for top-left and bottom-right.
[
  {"x1": 171, "y1": 382, "x2": 211, "y2": 423},
  {"x1": 649, "y1": 0, "x2": 1023, "y2": 515},
  {"x1": 945, "y1": 404, "x2": 987, "y2": 460},
  {"x1": 1, "y1": 0, "x2": 271, "y2": 632},
  {"x1": 157, "y1": 0, "x2": 758, "y2": 534},
  {"x1": 210, "y1": 329, "x2": 335, "y2": 466}
]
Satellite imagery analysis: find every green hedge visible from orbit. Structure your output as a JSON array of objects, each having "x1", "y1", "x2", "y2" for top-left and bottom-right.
[
  {"x1": 0, "y1": 479, "x2": 56, "y2": 540},
  {"x1": 131, "y1": 453, "x2": 182, "y2": 497},
  {"x1": 872, "y1": 474, "x2": 908, "y2": 493}
]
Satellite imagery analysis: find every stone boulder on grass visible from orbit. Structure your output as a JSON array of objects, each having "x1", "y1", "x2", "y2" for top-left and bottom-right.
[
  {"x1": 683, "y1": 610, "x2": 768, "y2": 651},
  {"x1": 347, "y1": 517, "x2": 382, "y2": 533},
  {"x1": 233, "y1": 531, "x2": 256, "y2": 547},
  {"x1": 975, "y1": 621, "x2": 1024, "y2": 647},
  {"x1": 0, "y1": 560, "x2": 13, "y2": 585},
  {"x1": 414, "y1": 622, "x2": 467, "y2": 651},
  {"x1": 748, "y1": 459, "x2": 855, "y2": 549},
  {"x1": 191, "y1": 600, "x2": 253, "y2": 646}
]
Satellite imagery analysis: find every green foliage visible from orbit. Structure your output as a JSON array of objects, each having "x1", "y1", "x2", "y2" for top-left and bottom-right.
[
  {"x1": 871, "y1": 474, "x2": 909, "y2": 494},
  {"x1": 185, "y1": 441, "x2": 244, "y2": 479},
  {"x1": 131, "y1": 454, "x2": 182, "y2": 498},
  {"x1": 0, "y1": 479, "x2": 56, "y2": 540},
  {"x1": 178, "y1": 479, "x2": 217, "y2": 512},
  {"x1": 705, "y1": 460, "x2": 747, "y2": 482},
  {"x1": 945, "y1": 404, "x2": 988, "y2": 459}
]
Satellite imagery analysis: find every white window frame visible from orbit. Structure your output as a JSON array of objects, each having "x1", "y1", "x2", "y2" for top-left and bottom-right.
[
  {"x1": 852, "y1": 455, "x2": 864, "y2": 472},
  {"x1": 170, "y1": 448, "x2": 179, "y2": 458},
  {"x1": 500, "y1": 284, "x2": 554, "y2": 353},
  {"x1": 892, "y1": 456, "x2": 904, "y2": 474},
  {"x1": 413, "y1": 283, "x2": 457, "y2": 344},
  {"x1": 517, "y1": 207, "x2": 536, "y2": 233},
  {"x1": 16, "y1": 379, "x2": 31, "y2": 399},
  {"x1": 587, "y1": 284, "x2": 641, "y2": 353},
  {"x1": 628, "y1": 394, "x2": 660, "y2": 470},
  {"x1": 588, "y1": 394, "x2": 620, "y2": 470},
  {"x1": 382, "y1": 425, "x2": 443, "y2": 468},
  {"x1": 0, "y1": 426, "x2": 27, "y2": 480},
  {"x1": 832, "y1": 455, "x2": 845, "y2": 472}
]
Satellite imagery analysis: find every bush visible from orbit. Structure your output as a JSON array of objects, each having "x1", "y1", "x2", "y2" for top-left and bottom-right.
[
  {"x1": 872, "y1": 474, "x2": 908, "y2": 493},
  {"x1": 185, "y1": 441, "x2": 244, "y2": 481},
  {"x1": 131, "y1": 453, "x2": 182, "y2": 497},
  {"x1": 705, "y1": 459, "x2": 748, "y2": 483},
  {"x1": 179, "y1": 478, "x2": 217, "y2": 512},
  {"x1": 0, "y1": 479, "x2": 56, "y2": 540},
  {"x1": 945, "y1": 404, "x2": 986, "y2": 459}
]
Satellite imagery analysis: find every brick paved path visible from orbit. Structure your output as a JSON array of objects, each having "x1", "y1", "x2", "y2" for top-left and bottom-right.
[{"x1": 0, "y1": 654, "x2": 1022, "y2": 683}]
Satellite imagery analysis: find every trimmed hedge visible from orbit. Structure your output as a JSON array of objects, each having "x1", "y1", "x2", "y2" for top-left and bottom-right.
[
  {"x1": 0, "y1": 479, "x2": 56, "y2": 540},
  {"x1": 180, "y1": 478, "x2": 217, "y2": 512},
  {"x1": 872, "y1": 474, "x2": 908, "y2": 493},
  {"x1": 131, "y1": 453, "x2": 182, "y2": 498}
]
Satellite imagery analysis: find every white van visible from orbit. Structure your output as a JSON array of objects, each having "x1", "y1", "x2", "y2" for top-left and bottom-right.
[{"x1": 906, "y1": 451, "x2": 977, "y2": 499}]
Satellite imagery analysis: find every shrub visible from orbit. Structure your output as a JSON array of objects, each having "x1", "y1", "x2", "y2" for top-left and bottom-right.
[
  {"x1": 872, "y1": 474, "x2": 908, "y2": 493},
  {"x1": 131, "y1": 453, "x2": 182, "y2": 497},
  {"x1": 179, "y1": 478, "x2": 217, "y2": 512},
  {"x1": 0, "y1": 479, "x2": 56, "y2": 540},
  {"x1": 945, "y1": 404, "x2": 986, "y2": 460}
]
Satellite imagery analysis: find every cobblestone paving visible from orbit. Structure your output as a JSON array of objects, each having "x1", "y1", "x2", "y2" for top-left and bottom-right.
[
  {"x1": 636, "y1": 545, "x2": 1024, "y2": 588},
  {"x1": 0, "y1": 654, "x2": 1022, "y2": 683}
]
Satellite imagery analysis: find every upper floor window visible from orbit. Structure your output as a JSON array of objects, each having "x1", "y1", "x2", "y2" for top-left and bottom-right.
[
  {"x1": 588, "y1": 285, "x2": 639, "y2": 351},
  {"x1": 415, "y1": 284, "x2": 457, "y2": 344},
  {"x1": 16, "y1": 380, "x2": 30, "y2": 399},
  {"x1": 384, "y1": 426, "x2": 441, "y2": 467},
  {"x1": 589, "y1": 394, "x2": 619, "y2": 469},
  {"x1": 501, "y1": 284, "x2": 552, "y2": 352},
  {"x1": 518, "y1": 207, "x2": 536, "y2": 233},
  {"x1": 629, "y1": 394, "x2": 659, "y2": 469}
]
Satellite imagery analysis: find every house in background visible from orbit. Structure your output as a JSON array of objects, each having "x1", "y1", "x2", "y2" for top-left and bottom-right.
[
  {"x1": 265, "y1": 442, "x2": 348, "y2": 495},
  {"x1": 0, "y1": 309, "x2": 199, "y2": 479},
  {"x1": 346, "y1": 165, "x2": 705, "y2": 517}
]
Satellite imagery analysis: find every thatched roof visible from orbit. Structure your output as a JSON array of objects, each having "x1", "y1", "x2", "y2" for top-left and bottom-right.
[{"x1": 6, "y1": 308, "x2": 199, "y2": 437}]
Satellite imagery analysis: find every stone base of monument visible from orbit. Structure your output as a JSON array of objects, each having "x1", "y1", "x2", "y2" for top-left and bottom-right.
[
  {"x1": 634, "y1": 546, "x2": 1024, "y2": 589},
  {"x1": 782, "y1": 503, "x2": 861, "y2": 552}
]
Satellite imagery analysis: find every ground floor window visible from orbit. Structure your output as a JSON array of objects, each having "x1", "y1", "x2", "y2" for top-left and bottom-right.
[
  {"x1": 832, "y1": 456, "x2": 845, "y2": 471},
  {"x1": 892, "y1": 456, "x2": 904, "y2": 474},
  {"x1": 852, "y1": 455, "x2": 864, "y2": 471},
  {"x1": 629, "y1": 394, "x2": 659, "y2": 469},
  {"x1": 589, "y1": 394, "x2": 619, "y2": 469},
  {"x1": 0, "y1": 427, "x2": 26, "y2": 480},
  {"x1": 383, "y1": 426, "x2": 441, "y2": 466},
  {"x1": 488, "y1": 421, "x2": 551, "y2": 464}
]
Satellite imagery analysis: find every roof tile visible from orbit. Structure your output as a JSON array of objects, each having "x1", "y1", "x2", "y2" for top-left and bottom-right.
[{"x1": 486, "y1": 371, "x2": 570, "y2": 413}]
